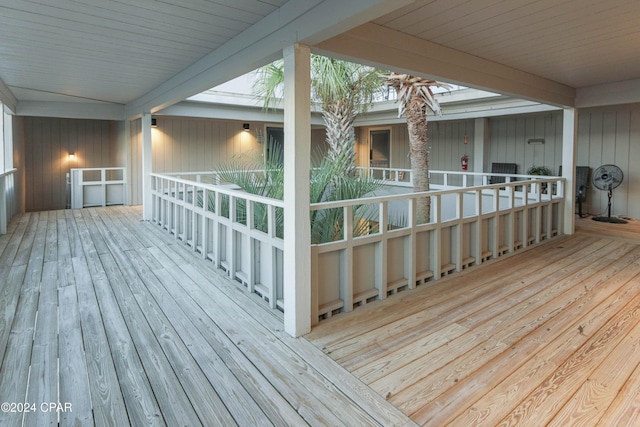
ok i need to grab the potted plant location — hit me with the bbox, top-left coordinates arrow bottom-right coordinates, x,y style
527,165 -> 551,193
526,165 -> 551,176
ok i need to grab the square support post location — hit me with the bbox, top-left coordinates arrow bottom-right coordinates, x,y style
123,119 -> 133,206
283,44 -> 311,337
142,113 -> 153,220
562,107 -> 578,234
473,117 -> 489,185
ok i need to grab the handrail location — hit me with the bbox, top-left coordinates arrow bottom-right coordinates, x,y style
151,173 -> 285,208
311,176 -> 564,210
0,168 -> 17,178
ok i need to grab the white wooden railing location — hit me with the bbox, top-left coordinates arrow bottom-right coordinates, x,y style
0,168 -> 17,235
150,170 -> 565,325
310,175 -> 565,323
167,168 -> 543,191
357,166 -> 555,190
357,166 -> 413,186
70,167 -> 127,209
151,173 -> 285,310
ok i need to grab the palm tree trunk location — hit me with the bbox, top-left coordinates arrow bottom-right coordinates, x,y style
405,98 -> 430,223
323,104 -> 356,175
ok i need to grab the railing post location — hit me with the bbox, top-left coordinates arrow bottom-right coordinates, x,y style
229,195 -> 237,279
376,201 -> 389,297
246,199 -> 255,293
474,189 -> 483,265
455,192 -> 463,272
342,205 -> 354,312
267,204 -> 278,309
432,194 -> 442,279
101,168 -> 107,207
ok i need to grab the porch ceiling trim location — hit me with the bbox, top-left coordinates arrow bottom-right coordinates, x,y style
314,23 -> 576,108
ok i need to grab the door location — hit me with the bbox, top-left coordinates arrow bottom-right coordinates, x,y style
266,127 -> 284,164
370,129 -> 390,171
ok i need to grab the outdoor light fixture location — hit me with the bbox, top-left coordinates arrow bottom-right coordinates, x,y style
68,152 -> 75,159
151,118 -> 157,127
243,123 -> 250,131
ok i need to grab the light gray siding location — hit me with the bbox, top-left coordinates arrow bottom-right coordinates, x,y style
577,106 -> 640,219
23,117 -> 117,211
487,112 -> 563,176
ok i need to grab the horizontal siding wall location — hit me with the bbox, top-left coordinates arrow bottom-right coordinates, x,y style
24,117 -> 118,212
577,106 -> 640,219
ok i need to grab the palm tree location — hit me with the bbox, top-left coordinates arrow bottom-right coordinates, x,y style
382,72 -> 451,223
253,55 -> 383,174
215,143 -> 381,244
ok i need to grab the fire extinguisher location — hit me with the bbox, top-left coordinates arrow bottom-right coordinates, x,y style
461,154 -> 469,171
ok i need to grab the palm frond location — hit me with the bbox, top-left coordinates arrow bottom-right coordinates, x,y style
252,60 -> 285,111
382,72 -> 452,117
213,140 -> 383,244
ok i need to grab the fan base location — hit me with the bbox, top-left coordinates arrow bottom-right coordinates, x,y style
592,216 -> 628,224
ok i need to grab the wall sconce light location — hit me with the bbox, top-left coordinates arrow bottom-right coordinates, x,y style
527,138 -> 545,145
151,118 -> 157,127
68,152 -> 75,159
243,123 -> 250,131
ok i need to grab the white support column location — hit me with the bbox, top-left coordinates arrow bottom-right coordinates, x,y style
473,118 -> 489,185
4,110 -> 13,171
283,44 -> 311,337
123,119 -> 133,206
141,113 -> 153,220
561,107 -> 578,235
0,102 -> 4,173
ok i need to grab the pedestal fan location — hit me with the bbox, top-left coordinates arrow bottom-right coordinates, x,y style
592,164 -> 627,224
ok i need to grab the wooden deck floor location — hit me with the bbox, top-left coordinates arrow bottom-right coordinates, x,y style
307,216 -> 640,426
0,206 -> 414,427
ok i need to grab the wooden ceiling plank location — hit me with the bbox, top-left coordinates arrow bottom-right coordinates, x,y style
0,4 -> 245,46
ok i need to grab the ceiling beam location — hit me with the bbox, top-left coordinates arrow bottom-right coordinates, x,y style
0,78 -> 17,113
124,0 -> 414,120
17,101 -> 124,121
576,79 -> 640,108
314,23 -> 576,107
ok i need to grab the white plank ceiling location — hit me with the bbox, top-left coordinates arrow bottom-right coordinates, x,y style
1,0 -> 639,116
373,0 -> 640,89
0,0 -> 287,105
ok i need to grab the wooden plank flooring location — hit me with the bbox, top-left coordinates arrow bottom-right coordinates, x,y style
307,216 -> 640,426
0,206 -> 414,427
